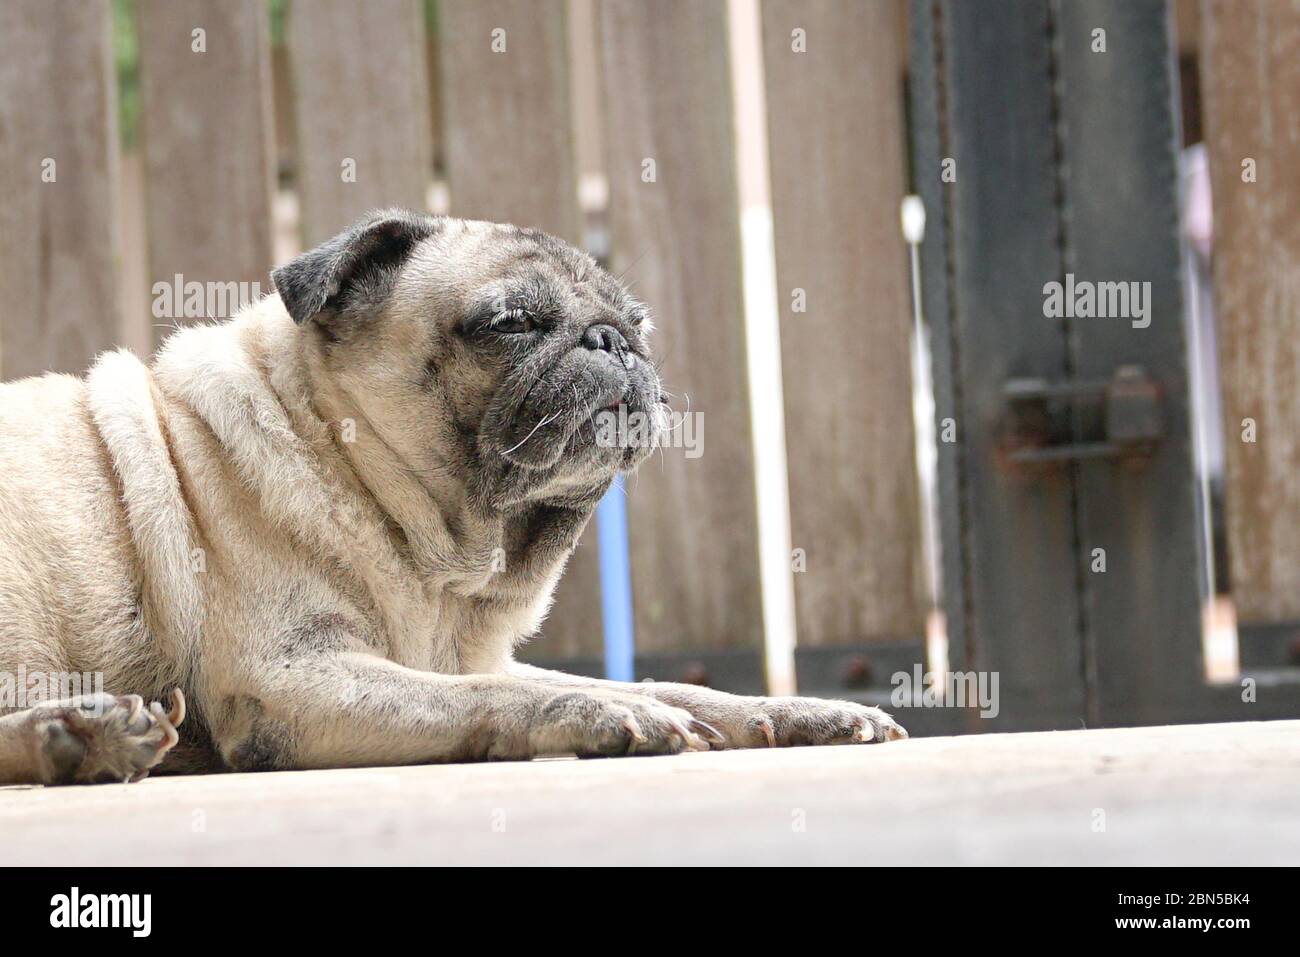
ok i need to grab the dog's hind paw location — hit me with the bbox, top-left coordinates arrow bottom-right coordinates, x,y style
32,689 -> 186,785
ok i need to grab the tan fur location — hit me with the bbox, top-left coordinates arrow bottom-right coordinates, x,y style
0,213 -> 904,784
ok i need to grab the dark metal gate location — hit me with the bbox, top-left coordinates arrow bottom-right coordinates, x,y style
908,0 -> 1300,731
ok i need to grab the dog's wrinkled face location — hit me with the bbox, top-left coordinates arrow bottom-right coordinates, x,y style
272,210 -> 665,511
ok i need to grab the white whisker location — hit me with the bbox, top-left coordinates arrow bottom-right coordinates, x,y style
501,408 -> 563,456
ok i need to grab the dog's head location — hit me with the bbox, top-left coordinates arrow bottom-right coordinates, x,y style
272,210 -> 665,510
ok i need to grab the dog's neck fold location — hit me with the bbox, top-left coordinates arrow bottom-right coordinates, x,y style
149,300 -> 583,616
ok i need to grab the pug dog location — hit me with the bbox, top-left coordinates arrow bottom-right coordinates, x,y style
0,210 -> 906,785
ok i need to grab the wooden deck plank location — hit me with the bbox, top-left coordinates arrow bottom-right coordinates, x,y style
2,721 -> 1295,865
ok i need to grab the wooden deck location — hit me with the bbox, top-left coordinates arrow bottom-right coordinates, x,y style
1,720 -> 1296,866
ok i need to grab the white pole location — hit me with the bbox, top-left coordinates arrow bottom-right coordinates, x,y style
728,0 -> 798,695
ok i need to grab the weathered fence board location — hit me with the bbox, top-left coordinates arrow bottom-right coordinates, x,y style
567,0 -> 605,202
288,0 -> 431,247
137,0 -> 274,342
439,0 -> 578,241
0,0 -> 120,379
761,0 -> 923,647
1202,0 -> 1300,627
438,0 -> 599,658
599,0 -> 765,665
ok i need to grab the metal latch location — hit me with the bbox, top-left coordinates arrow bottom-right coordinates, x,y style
1001,365 -> 1163,465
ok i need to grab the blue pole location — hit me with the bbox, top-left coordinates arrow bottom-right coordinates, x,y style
596,475 -> 635,681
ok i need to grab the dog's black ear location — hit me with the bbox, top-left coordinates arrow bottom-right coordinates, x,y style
271,210 -> 439,326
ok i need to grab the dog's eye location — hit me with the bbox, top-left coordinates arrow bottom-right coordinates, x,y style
492,309 -> 535,334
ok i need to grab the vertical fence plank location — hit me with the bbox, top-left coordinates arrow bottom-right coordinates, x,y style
439,0 -> 578,240
1202,0 -> 1300,627
439,0 -> 599,660
599,0 -> 765,675
137,0 -> 274,343
288,0 -> 431,247
761,0 -> 923,648
0,0 -> 120,379
567,0 -> 605,205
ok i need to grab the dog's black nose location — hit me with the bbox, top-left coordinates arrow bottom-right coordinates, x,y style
581,323 -> 629,354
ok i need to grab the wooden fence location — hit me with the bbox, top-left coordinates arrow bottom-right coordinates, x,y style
1202,0 -> 1300,666
0,0 -> 925,694
1,0 -> 1298,722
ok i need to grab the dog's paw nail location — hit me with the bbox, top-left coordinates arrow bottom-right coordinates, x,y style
148,701 -> 180,752
118,694 -> 144,721
167,688 -> 186,728
689,719 -> 725,747
621,717 -> 647,744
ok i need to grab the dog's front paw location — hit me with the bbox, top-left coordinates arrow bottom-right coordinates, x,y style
523,691 -> 721,758
31,689 -> 186,784
725,696 -> 907,749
